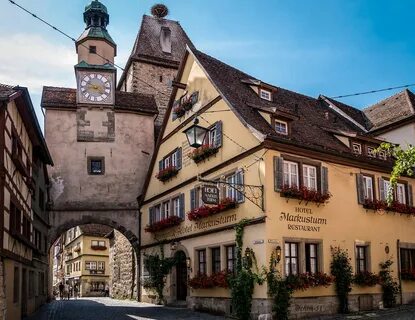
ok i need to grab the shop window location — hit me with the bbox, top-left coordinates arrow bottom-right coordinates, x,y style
275,119 -> 288,135
198,249 -> 206,275
13,267 -> 19,303
356,245 -> 368,273
303,165 -> 317,190
259,88 -> 272,101
284,242 -> 299,276
211,247 -> 221,273
226,245 -> 236,273
305,243 -> 319,274
400,248 -> 415,271
352,143 -> 362,154
87,157 -> 105,175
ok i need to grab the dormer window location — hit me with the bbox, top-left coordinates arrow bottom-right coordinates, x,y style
367,146 -> 376,158
378,150 -> 387,160
259,89 -> 272,101
275,119 -> 288,135
352,143 -> 362,154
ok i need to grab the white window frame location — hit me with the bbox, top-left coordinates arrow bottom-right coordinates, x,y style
172,197 -> 180,217
259,89 -> 272,101
226,173 -> 237,200
383,179 -> 391,200
154,204 -> 161,222
396,183 -> 406,204
86,261 -> 97,270
164,157 -> 170,168
275,120 -> 288,135
283,161 -> 299,188
303,165 -> 317,190
362,176 -> 374,201
171,152 -> 177,168
98,262 -> 105,270
162,201 -> 170,219
352,143 -> 362,154
208,127 -> 217,146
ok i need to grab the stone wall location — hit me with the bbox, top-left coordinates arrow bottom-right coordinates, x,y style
108,230 -> 137,300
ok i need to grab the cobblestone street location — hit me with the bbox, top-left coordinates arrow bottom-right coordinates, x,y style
24,298 -> 226,320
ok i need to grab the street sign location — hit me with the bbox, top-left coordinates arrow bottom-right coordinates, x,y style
202,185 -> 220,204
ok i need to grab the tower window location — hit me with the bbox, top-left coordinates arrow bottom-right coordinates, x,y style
159,75 -> 163,83
87,157 -> 105,175
89,46 -> 97,54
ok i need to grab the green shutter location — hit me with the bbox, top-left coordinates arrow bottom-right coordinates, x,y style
179,194 -> 185,219
215,121 -> 223,148
379,177 -> 385,201
190,189 -> 196,210
236,169 -> 245,203
408,184 -> 413,207
321,166 -> 329,194
356,174 -> 365,204
176,148 -> 182,170
274,156 -> 284,192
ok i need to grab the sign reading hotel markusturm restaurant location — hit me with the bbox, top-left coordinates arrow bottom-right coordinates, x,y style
202,185 -> 220,205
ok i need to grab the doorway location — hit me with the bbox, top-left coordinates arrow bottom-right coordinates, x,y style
175,251 -> 187,301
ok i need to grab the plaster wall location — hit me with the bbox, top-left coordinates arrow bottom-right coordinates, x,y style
77,39 -> 115,65
374,123 -> 415,148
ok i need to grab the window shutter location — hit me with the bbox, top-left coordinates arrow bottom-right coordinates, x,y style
149,207 -> 154,225
236,169 -> 245,203
179,193 -> 185,219
321,166 -> 329,194
190,189 -> 196,210
158,160 -> 163,172
408,184 -> 413,207
214,121 -> 223,148
356,174 -> 365,204
176,148 -> 182,170
274,156 -> 284,192
191,91 -> 199,105
378,177 -> 385,201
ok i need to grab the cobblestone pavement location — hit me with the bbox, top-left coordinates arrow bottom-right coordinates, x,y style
312,305 -> 415,320
24,297 -> 226,320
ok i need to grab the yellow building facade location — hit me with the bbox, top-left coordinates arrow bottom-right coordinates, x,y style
63,225 -> 111,297
139,48 -> 415,319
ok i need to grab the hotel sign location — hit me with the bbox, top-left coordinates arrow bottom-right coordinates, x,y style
202,185 -> 220,205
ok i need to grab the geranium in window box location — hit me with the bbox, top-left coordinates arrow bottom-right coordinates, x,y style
280,185 -> 331,204
188,270 -> 229,289
173,105 -> 186,118
188,144 -> 219,163
187,198 -> 237,221
155,166 -> 179,182
285,272 -> 333,291
144,215 -> 183,233
353,271 -> 380,287
363,199 -> 415,215
401,269 -> 415,281
181,96 -> 194,111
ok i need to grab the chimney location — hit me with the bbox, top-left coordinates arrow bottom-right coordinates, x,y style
160,26 -> 172,54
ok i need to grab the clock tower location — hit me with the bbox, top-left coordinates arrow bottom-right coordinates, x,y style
75,0 -> 116,105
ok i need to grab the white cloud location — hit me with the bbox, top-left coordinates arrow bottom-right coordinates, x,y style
0,33 -> 77,93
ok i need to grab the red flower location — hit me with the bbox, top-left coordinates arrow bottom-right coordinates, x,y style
353,271 -> 381,287
401,269 -> 415,281
363,199 -> 415,215
144,216 -> 183,233
188,144 -> 219,163
280,185 -> 331,204
285,272 -> 333,291
187,198 -> 237,221
155,166 -> 179,182
188,270 -> 229,289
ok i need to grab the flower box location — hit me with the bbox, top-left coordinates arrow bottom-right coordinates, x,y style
280,185 -> 331,204
173,92 -> 199,118
155,166 -> 179,182
144,216 -> 183,233
173,105 -> 186,118
353,271 -> 380,287
188,270 -> 229,289
285,272 -> 333,291
187,198 -> 237,221
188,144 -> 219,163
363,199 -> 415,215
401,269 -> 415,281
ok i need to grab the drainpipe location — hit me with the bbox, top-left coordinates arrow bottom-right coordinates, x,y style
397,239 -> 403,305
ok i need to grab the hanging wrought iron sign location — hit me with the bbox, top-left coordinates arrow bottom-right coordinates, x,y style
202,185 -> 220,205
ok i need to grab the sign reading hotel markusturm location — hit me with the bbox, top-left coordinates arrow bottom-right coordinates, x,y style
202,185 -> 220,205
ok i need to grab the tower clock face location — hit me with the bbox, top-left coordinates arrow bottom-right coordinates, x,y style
79,73 -> 113,103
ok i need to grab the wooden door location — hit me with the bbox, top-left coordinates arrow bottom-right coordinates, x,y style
175,251 -> 187,301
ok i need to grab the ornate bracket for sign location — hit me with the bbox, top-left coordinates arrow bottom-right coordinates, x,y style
198,177 -> 264,211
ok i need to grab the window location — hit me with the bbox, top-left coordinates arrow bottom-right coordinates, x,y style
198,249 -> 206,275
172,196 -> 184,219
10,202 -> 21,235
303,165 -> 317,190
367,146 -> 376,158
38,188 -> 45,210
362,176 -> 374,201
285,242 -> 299,276
305,243 -> 319,274
159,148 -> 182,171
225,170 -> 244,203
283,161 -> 299,188
89,46 -> 97,54
382,179 -> 391,201
85,261 -> 97,270
13,267 -> 19,303
98,262 -> 105,270
22,215 -> 31,241
202,121 -> 222,149
162,201 -> 170,219
378,150 -> 387,160
275,120 -> 288,135
352,143 -> 362,154
356,245 -> 368,273
88,157 -> 105,175
91,240 -> 106,248
259,89 -> 272,101
150,195 -> 184,223
400,248 -> 415,271
396,183 -> 406,204
211,247 -> 221,273
226,245 -> 236,273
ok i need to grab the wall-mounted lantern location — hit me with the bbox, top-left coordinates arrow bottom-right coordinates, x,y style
186,257 -> 192,271
275,245 -> 282,264
183,118 -> 208,148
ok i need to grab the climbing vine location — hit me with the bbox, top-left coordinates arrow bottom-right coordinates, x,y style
330,247 -> 353,314
142,245 -> 176,304
228,219 -> 265,320
379,259 -> 400,308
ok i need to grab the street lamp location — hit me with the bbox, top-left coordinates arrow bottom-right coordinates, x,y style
183,118 -> 208,148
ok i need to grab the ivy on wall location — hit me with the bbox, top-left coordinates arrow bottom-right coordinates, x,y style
330,247 -> 353,314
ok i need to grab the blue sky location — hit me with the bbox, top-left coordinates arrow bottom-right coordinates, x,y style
1,0 -> 415,129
